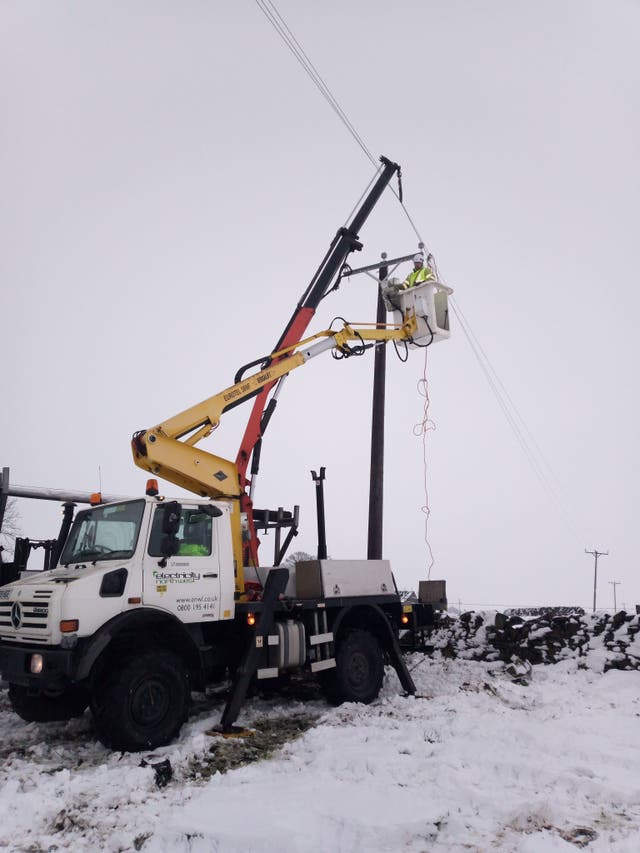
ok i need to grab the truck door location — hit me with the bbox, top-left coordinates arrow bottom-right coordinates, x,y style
142,503 -> 222,622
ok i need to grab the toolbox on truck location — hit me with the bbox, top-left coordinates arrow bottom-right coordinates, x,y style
295,559 -> 395,599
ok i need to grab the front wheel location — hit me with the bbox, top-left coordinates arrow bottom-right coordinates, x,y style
322,628 -> 384,705
8,683 -> 89,722
92,649 -> 189,752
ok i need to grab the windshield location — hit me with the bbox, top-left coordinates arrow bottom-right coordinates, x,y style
60,500 -> 146,565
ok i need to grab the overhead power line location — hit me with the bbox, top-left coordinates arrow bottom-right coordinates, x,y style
449,295 -> 583,540
255,0 -> 426,245
254,0 -> 376,166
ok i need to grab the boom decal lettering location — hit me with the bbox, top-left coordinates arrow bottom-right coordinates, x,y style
222,371 -> 273,404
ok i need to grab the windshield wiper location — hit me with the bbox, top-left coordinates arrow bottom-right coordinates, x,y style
72,549 -> 114,561
91,549 -> 132,562
66,548 -> 131,564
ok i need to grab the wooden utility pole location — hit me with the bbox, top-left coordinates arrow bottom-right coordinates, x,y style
367,252 -> 388,560
585,548 -> 609,612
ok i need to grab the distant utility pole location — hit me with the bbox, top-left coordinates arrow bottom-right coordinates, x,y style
609,580 -> 621,612
585,549 -> 609,612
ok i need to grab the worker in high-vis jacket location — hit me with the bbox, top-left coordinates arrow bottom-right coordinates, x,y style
401,253 -> 436,290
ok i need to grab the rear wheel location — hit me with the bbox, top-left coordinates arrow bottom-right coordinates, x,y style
91,649 -> 189,752
322,628 -> 384,705
8,684 -> 89,722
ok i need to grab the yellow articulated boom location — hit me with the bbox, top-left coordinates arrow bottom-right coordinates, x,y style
132,316 -> 422,491
131,314 -> 424,588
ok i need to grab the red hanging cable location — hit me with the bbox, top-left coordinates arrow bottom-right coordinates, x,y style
413,348 -> 436,578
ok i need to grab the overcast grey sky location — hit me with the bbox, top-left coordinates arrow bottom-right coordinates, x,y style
2,0 -> 639,609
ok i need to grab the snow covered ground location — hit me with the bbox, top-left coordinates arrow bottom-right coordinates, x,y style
1,652 -> 639,852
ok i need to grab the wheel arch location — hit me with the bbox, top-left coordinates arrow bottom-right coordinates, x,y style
329,603 -> 397,654
75,608 -> 202,685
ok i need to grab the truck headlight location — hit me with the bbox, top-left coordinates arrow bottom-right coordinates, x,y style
30,654 -> 44,674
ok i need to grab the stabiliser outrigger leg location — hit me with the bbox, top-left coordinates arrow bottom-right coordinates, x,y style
387,629 -> 417,695
217,567 -> 290,734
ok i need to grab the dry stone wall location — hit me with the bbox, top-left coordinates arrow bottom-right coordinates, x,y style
427,610 -> 640,672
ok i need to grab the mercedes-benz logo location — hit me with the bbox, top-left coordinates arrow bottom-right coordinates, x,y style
10,602 -> 22,630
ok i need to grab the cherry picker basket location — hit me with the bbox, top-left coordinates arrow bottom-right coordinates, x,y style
381,279 -> 453,347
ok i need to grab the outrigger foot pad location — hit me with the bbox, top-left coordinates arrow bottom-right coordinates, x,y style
205,724 -> 255,739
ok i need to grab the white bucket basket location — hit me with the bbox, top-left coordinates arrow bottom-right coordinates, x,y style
382,279 -> 453,347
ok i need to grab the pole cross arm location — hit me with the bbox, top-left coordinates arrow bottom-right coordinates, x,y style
341,252 -> 419,277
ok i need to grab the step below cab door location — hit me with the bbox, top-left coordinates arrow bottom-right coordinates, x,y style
142,502 -> 222,622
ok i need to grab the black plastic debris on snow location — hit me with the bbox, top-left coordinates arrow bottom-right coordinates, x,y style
139,757 -> 173,788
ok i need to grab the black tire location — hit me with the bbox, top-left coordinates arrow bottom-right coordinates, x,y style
91,650 -> 189,752
8,683 -> 89,723
322,629 -> 384,705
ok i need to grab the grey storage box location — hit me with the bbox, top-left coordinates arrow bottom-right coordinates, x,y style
296,559 -> 395,599
418,579 -> 447,611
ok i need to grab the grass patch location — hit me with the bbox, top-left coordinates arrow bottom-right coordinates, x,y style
188,712 -> 319,779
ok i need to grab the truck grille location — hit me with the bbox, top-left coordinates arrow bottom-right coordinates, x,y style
0,589 -> 53,642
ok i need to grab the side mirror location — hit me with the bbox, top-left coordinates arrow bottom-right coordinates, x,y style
158,501 -> 182,565
162,501 -> 182,535
13,538 -> 32,573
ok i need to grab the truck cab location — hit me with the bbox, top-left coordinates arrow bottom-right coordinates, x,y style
0,495 -> 237,648
0,494 -> 244,747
